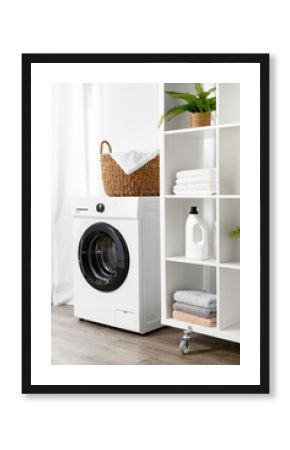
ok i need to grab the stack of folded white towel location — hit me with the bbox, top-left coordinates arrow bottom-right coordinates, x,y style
173,168 -> 216,196
172,290 -> 217,327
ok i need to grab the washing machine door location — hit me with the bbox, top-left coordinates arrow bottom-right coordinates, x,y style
78,222 -> 130,292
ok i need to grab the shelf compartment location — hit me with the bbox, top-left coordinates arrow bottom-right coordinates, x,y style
220,198 -> 240,264
219,126 -> 240,195
165,197 -> 216,259
218,83 -> 240,125
219,268 -> 240,331
164,261 -> 217,325
164,83 -> 217,132
164,136 -> 216,195
166,256 -> 217,267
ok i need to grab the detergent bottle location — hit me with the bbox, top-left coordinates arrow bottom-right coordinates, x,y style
185,206 -> 208,260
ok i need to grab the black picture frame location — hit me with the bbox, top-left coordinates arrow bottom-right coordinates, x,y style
22,53 -> 269,394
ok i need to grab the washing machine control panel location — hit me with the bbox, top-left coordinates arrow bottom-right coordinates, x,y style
96,203 -> 105,213
73,197 -> 144,218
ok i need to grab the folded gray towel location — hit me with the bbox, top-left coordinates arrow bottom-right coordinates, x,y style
173,302 -> 216,318
173,290 -> 216,308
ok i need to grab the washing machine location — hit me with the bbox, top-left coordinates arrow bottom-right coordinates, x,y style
73,197 -> 161,334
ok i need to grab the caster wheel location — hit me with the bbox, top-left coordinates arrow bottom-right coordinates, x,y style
179,339 -> 190,355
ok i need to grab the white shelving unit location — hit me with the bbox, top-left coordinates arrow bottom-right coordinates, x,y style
160,83 -> 240,344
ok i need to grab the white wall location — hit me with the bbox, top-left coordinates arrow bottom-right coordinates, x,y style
98,83 -> 160,152
91,83 -> 160,195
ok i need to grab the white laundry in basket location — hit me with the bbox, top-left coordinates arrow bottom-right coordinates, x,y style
110,150 -> 159,175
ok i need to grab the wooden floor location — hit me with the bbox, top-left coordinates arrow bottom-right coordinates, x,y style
51,305 -> 240,365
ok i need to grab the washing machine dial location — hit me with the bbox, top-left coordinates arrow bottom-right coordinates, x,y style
96,203 -> 105,213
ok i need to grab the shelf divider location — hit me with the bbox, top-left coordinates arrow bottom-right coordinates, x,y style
220,261 -> 240,270
164,122 -> 240,137
166,256 -> 217,267
165,194 -> 217,199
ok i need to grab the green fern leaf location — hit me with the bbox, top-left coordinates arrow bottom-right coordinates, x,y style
205,86 -> 216,97
158,104 -> 190,127
194,83 -> 204,95
229,226 -> 240,240
165,91 -> 195,104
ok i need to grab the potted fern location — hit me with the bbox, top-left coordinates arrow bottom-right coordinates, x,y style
159,83 -> 216,128
229,226 -> 240,240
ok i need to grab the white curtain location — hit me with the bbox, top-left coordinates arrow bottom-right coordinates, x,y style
51,84 -> 90,305
51,83 -> 159,305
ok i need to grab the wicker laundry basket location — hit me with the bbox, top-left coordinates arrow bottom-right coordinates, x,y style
99,140 -> 160,197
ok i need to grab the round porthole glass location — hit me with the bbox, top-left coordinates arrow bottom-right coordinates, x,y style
78,223 -> 130,292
